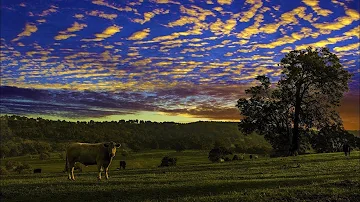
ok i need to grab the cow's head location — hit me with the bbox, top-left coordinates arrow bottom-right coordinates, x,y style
104,142 -> 121,158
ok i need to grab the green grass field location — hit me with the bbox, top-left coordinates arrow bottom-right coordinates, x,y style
1,151 -> 359,202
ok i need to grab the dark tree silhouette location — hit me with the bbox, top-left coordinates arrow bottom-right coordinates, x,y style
311,124 -> 357,153
237,47 -> 352,156
208,146 -> 232,162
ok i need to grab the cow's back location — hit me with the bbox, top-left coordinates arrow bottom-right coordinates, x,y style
67,143 -> 102,165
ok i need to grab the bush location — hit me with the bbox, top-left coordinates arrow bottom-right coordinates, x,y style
232,155 -> 244,161
14,162 -> 31,174
39,152 -> 50,160
208,147 -> 232,163
159,156 -> 177,167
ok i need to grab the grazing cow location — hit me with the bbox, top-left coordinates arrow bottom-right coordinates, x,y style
119,161 -> 126,169
343,143 -> 351,156
65,142 -> 121,180
33,168 -> 42,173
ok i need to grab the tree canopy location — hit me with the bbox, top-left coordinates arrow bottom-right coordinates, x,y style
237,47 -> 353,155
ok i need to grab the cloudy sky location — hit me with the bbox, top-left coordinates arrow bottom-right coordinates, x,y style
0,0 -> 359,129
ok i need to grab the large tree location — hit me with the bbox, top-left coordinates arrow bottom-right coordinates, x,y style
237,47 -> 352,155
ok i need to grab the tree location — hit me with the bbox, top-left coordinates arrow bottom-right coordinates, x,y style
237,47 -> 352,155
208,146 -> 232,162
159,156 -> 177,167
311,124 -> 357,153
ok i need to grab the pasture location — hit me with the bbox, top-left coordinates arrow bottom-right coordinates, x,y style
1,150 -> 359,202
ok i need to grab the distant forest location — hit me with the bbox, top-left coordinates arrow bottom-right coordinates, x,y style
0,115 -> 272,158
1,115 -> 359,158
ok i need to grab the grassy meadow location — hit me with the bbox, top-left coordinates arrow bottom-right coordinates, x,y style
1,150 -> 359,202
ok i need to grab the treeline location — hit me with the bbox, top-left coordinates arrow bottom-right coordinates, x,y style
0,115 -> 272,158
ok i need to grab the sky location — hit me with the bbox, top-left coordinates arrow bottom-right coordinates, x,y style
0,0 -> 359,130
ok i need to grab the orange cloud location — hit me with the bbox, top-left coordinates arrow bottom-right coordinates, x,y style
128,28 -> 151,40
82,25 -> 121,41
12,23 -> 38,42
302,0 -> 332,16
240,0 -> 262,22
217,0 -> 232,5
312,9 -> 360,31
333,42 -> 360,52
86,10 -> 117,20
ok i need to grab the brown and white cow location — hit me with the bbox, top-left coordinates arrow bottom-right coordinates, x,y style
65,142 -> 121,180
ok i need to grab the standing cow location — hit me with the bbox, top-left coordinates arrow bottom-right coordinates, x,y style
343,143 -> 351,156
65,142 -> 121,180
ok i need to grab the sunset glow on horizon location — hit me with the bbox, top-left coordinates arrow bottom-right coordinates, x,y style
1,0 -> 359,129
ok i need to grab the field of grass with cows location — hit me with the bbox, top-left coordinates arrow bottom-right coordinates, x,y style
1,150 -> 359,202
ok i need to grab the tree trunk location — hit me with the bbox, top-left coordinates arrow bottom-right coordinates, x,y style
291,86 -> 301,156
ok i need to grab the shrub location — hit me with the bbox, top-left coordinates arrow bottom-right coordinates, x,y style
208,147 -> 232,163
39,152 -> 50,160
14,162 -> 31,174
159,156 -> 177,167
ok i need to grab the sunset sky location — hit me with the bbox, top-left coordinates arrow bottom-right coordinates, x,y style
0,0 -> 359,129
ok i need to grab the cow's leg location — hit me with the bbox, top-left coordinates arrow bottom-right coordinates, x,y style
68,161 -> 75,180
71,166 -> 75,180
97,163 -> 102,180
104,165 -> 109,180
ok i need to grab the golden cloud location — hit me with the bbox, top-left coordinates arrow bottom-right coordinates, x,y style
312,9 -> 360,31
128,28 -> 150,40
302,0 -> 332,16
55,34 -> 76,40
55,22 -> 87,40
86,10 -> 117,20
74,14 -> 85,19
240,0 -> 262,22
344,25 -> 360,38
82,25 -> 121,41
66,22 -> 87,32
333,42 -> 359,52
38,6 -> 57,17
237,14 -> 263,39
179,5 -> 215,21
217,0 -> 232,5
296,36 -> 351,50
12,23 -> 38,41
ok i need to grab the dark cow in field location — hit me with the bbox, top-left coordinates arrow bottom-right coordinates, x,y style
343,143 -> 351,156
119,161 -> 126,169
65,142 -> 121,180
33,168 -> 42,173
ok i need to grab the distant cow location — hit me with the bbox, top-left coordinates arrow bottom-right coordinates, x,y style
65,142 -> 121,180
33,168 -> 42,173
119,161 -> 126,169
343,143 -> 351,156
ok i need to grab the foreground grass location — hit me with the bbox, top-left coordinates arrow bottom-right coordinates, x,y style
1,151 -> 359,202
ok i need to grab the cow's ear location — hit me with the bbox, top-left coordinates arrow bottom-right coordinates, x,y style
104,143 -> 109,147
116,143 -> 121,148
